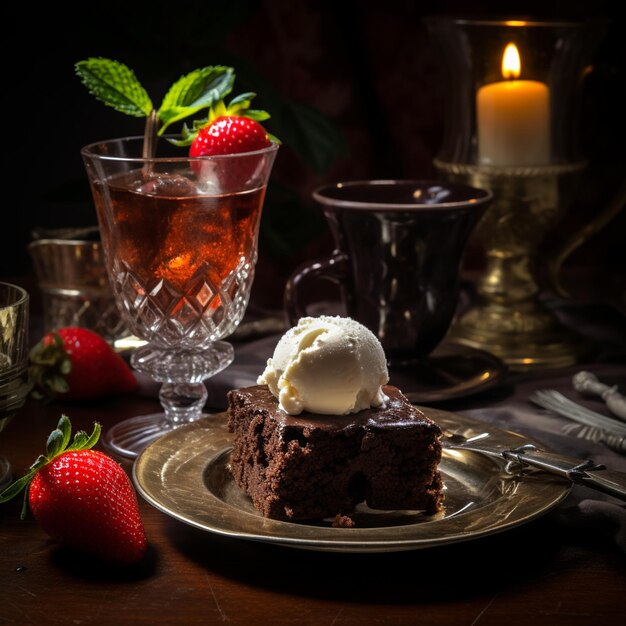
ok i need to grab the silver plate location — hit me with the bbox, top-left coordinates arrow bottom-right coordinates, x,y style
133,410 -> 570,553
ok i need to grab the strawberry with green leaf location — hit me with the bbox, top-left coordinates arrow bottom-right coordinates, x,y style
183,92 -> 279,184
29,327 -> 138,401
0,416 -> 147,565
75,57 -> 279,158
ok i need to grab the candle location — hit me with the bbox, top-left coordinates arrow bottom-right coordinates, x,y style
477,43 -> 550,166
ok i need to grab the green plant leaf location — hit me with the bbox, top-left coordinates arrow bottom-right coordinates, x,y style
273,100 -> 346,174
158,66 -> 234,134
75,58 -> 153,117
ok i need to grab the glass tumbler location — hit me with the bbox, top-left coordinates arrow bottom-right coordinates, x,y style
0,282 -> 31,489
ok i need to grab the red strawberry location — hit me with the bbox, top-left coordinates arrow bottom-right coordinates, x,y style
29,328 -> 138,401
0,416 -> 147,565
189,116 -> 273,190
189,115 -> 271,157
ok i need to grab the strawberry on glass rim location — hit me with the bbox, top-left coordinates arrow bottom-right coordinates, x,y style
174,89 -> 279,158
190,116 -> 271,157
181,92 -> 279,185
189,115 -> 274,188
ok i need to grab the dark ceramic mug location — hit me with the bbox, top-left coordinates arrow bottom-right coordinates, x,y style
284,180 -> 492,364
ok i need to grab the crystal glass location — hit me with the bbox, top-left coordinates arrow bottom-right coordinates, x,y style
0,282 -> 31,489
82,137 -> 278,458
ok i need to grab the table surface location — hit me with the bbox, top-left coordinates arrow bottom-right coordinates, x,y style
1,388 -> 625,626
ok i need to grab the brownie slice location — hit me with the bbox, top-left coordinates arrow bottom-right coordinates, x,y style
227,384 -> 444,522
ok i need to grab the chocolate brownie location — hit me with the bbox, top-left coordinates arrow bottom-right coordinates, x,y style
227,384 -> 444,522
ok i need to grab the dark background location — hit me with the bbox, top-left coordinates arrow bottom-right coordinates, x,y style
3,0 -> 624,312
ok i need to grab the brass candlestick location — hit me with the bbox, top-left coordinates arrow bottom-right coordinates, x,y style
426,17 -> 611,371
436,161 -> 588,369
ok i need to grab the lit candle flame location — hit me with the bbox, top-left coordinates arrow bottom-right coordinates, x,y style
502,43 -> 521,80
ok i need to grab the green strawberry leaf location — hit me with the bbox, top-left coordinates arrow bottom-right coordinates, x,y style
228,91 -> 255,107
46,429 -> 65,457
57,415 -> 72,450
69,431 -> 88,450
158,66 -> 234,134
225,93 -> 271,122
66,423 -> 101,452
28,454 -> 48,471
168,123 -> 195,147
44,416 -> 73,457
244,109 -> 271,122
0,469 -> 36,504
51,375 -> 69,394
75,58 -> 153,117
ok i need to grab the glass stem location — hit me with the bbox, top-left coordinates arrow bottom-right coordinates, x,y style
159,382 -> 208,426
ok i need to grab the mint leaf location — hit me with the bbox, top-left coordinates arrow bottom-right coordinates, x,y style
158,66 -> 234,134
75,58 -> 153,117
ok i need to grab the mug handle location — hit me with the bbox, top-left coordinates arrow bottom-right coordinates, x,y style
545,181 -> 626,297
544,57 -> 626,298
283,251 -> 349,326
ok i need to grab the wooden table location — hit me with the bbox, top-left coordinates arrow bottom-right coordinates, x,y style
1,393 -> 624,626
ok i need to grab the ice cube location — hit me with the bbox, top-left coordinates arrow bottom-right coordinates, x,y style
135,172 -> 198,197
193,161 -> 223,195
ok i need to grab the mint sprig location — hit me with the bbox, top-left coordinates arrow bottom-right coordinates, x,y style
75,57 -> 275,156
75,58 -> 153,117
158,65 -> 234,134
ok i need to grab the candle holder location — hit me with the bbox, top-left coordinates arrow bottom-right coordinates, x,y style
426,17 -> 610,370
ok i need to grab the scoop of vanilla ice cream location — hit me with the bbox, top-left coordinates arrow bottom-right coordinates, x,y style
258,315 -> 389,415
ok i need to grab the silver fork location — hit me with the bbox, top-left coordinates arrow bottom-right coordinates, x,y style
529,389 -> 626,454
561,422 -> 626,454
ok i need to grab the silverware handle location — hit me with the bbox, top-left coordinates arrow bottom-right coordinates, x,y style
505,447 -> 626,501
576,470 -> 626,501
